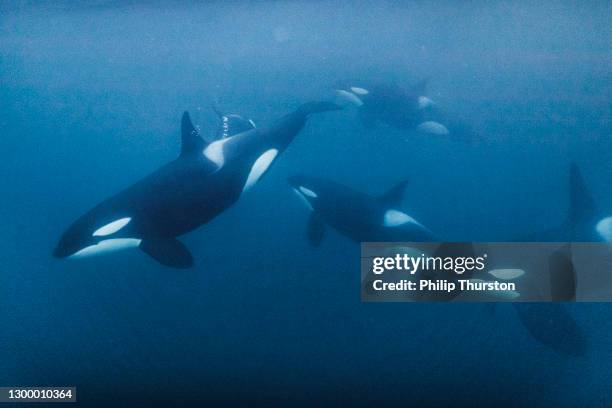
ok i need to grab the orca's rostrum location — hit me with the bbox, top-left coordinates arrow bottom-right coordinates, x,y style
53,101 -> 340,268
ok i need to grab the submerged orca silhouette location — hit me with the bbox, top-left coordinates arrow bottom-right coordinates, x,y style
53,101 -> 341,268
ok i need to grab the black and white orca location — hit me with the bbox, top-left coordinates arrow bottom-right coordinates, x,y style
286,173 -> 590,301
287,175 -> 436,245
334,81 -> 476,142
467,162 -> 604,302
53,101 -> 341,268
288,175 -> 489,301
498,164 -> 602,356
334,80 -> 443,131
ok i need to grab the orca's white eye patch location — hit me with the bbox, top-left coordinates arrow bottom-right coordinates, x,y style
93,217 -> 132,237
298,186 -> 318,198
596,217 -> 612,242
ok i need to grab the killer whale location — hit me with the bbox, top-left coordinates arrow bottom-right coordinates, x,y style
472,163 -> 593,356
516,163 -> 608,356
500,163 -> 599,356
335,81 -> 433,131
288,175 -> 484,300
53,101 -> 340,268
505,162 -> 605,300
288,175 -> 436,245
334,81 -> 476,143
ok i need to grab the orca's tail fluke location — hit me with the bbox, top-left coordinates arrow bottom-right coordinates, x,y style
297,101 -> 343,116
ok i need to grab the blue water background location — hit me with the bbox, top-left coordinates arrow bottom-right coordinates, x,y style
1,1 -> 611,405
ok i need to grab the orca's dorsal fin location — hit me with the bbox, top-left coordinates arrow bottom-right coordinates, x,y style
378,180 -> 409,207
181,111 -> 206,157
568,163 -> 596,226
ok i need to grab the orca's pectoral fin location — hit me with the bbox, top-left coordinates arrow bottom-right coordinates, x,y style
140,237 -> 194,268
307,213 -> 325,247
